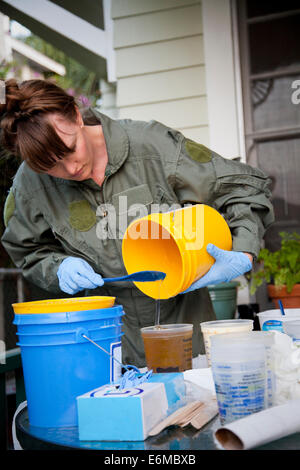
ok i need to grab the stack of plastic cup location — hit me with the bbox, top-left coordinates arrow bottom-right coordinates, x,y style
200,319 -> 254,367
212,331 -> 276,407
283,320 -> 300,346
257,309 -> 300,332
210,334 -> 267,425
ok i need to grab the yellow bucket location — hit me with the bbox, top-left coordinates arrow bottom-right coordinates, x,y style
122,204 -> 232,299
12,296 -> 116,314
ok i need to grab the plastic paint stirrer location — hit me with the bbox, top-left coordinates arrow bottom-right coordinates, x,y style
278,300 -> 286,316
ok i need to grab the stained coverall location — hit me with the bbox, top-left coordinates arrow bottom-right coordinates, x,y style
1,108 -> 275,366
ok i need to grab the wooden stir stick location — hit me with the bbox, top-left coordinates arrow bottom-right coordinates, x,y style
148,401 -> 202,436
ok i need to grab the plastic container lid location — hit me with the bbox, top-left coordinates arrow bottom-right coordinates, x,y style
257,310 -> 300,330
200,319 -> 253,331
141,323 -> 193,337
210,338 -> 266,363
258,309 -> 300,317
12,296 -> 116,314
210,330 -> 275,346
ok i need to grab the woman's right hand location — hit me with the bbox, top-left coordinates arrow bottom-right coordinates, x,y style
57,257 -> 104,294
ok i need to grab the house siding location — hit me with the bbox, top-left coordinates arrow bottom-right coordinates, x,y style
111,0 -> 209,145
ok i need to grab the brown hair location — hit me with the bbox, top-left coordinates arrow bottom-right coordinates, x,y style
0,79 -> 78,172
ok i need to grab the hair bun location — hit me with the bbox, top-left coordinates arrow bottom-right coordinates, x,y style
0,78 -> 23,115
1,78 -> 78,162
14,110 -> 32,121
0,79 -> 25,154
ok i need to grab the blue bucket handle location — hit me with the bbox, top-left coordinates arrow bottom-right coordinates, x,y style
80,332 -> 140,374
75,327 -> 90,343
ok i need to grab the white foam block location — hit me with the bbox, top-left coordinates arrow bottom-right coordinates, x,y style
77,382 -> 168,441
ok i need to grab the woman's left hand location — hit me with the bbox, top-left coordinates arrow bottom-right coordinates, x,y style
180,244 -> 253,294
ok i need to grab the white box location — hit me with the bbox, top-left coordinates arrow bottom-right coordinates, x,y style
77,382 -> 169,441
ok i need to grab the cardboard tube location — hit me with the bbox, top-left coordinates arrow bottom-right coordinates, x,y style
215,429 -> 244,450
215,399 -> 300,450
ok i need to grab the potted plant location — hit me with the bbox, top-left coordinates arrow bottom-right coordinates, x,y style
249,232 -> 300,308
208,281 -> 240,320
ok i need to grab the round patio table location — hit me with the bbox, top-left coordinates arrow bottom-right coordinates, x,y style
15,406 -> 300,451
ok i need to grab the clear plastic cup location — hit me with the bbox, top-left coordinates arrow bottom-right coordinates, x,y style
210,335 -> 267,425
212,331 -> 276,407
283,320 -> 300,346
258,309 -> 300,332
141,323 -> 193,372
200,319 -> 254,367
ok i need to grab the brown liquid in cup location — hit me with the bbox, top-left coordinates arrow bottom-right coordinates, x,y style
141,326 -> 193,372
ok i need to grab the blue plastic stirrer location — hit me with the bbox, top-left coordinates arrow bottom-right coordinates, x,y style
278,299 -> 286,316
102,270 -> 166,283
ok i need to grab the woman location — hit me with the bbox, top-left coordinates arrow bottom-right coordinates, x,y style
0,79 -> 274,367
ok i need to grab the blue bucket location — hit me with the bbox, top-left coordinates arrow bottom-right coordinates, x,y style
13,304 -> 124,428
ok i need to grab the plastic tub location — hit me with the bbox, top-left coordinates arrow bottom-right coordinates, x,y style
13,298 -> 123,428
210,336 -> 267,425
200,319 -> 254,367
257,309 -> 300,332
141,324 -> 193,372
283,320 -> 300,345
12,296 -> 115,314
212,331 -> 276,407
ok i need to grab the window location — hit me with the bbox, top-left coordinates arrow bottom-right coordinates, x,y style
237,0 -> 300,251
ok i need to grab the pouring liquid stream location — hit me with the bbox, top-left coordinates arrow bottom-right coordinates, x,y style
155,280 -> 162,329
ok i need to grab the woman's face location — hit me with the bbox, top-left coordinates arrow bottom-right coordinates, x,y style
45,110 -> 94,181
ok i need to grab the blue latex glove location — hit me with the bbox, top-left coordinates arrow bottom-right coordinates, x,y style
118,369 -> 153,390
57,257 -> 104,295
181,243 -> 253,294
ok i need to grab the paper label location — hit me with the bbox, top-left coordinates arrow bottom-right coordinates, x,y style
262,320 -> 283,332
212,359 -> 266,425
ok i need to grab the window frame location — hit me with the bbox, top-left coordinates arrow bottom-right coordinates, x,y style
236,0 -> 300,166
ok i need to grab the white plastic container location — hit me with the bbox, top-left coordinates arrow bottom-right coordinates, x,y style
210,336 -> 267,425
200,319 -> 254,367
283,320 -> 300,346
212,331 -> 275,407
257,309 -> 300,332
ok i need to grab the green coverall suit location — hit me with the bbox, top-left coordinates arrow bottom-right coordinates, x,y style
1,108 -> 275,367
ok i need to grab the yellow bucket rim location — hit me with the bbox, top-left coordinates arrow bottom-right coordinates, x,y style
12,296 -> 116,314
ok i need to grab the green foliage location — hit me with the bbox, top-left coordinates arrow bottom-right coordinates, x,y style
0,59 -> 23,266
22,34 -> 101,108
0,61 -> 10,79
0,32 -> 101,266
250,232 -> 300,294
0,146 -> 21,267
0,59 -> 23,80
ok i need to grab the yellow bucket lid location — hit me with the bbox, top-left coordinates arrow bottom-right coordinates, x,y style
12,296 -> 116,314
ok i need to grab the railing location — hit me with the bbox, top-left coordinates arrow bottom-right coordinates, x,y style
0,269 -> 25,349
0,268 -> 25,302
0,269 -> 26,449
0,348 -> 25,450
